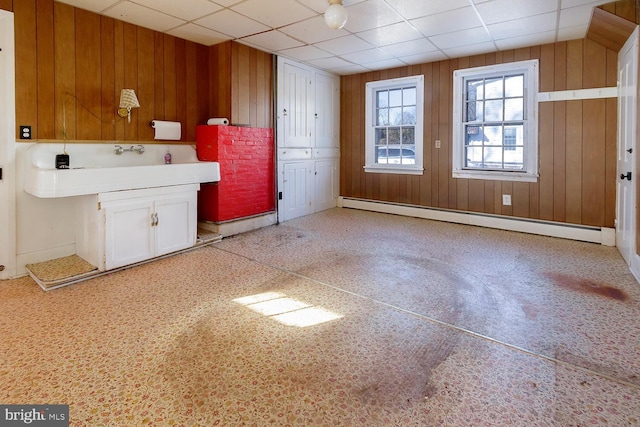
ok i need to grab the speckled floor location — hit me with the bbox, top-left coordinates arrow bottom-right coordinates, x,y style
1,208 -> 639,426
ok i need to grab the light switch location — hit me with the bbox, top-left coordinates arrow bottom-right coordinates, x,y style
435,140 -> 441,149
502,194 -> 512,206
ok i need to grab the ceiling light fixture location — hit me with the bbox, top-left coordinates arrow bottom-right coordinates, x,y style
324,0 -> 348,30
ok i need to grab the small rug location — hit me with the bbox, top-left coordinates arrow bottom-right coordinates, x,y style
26,255 -> 98,290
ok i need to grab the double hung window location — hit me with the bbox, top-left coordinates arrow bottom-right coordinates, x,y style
452,60 -> 538,182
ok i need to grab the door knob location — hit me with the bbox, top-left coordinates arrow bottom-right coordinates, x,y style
620,172 -> 632,180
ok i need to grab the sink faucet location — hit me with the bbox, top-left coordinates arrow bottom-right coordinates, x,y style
114,144 -> 144,155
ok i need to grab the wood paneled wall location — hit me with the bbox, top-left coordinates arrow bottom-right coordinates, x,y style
0,0 -> 12,12
10,0 -> 272,143
209,41 -> 273,129
340,40 -> 618,228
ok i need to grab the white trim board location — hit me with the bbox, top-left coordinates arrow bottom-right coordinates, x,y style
338,197 -> 615,246
538,87 -> 617,102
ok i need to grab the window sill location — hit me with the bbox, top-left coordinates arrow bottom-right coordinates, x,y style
364,165 -> 424,175
453,170 -> 538,182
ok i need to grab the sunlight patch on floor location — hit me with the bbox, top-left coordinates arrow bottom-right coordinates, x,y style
233,292 -> 343,327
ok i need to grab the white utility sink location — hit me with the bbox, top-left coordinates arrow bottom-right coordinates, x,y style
24,143 -> 220,198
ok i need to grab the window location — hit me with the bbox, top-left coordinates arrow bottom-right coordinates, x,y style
452,60 -> 538,182
365,75 -> 424,175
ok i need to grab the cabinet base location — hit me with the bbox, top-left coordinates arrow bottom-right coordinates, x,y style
26,228 -> 222,291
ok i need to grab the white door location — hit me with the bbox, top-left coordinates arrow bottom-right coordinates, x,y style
280,62 -> 312,148
104,200 -> 155,270
616,27 -> 638,265
315,159 -> 339,212
0,11 -> 16,279
155,194 -> 196,256
315,73 -> 340,148
281,162 -> 314,221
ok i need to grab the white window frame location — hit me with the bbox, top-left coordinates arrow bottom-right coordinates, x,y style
452,60 -> 539,182
364,75 -> 424,175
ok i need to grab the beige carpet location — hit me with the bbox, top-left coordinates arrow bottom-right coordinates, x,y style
25,254 -> 98,289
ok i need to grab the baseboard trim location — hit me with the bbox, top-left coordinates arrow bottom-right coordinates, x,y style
199,213 -> 278,238
338,197 -> 615,246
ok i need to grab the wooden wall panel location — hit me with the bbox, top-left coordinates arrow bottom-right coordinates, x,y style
14,0 -> 217,143
0,0 -> 12,12
340,36 -> 619,228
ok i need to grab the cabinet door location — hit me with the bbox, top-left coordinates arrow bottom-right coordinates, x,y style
155,193 -> 196,256
315,73 -> 340,148
281,162 -> 314,221
315,159 -> 339,212
104,200 -> 155,270
280,62 -> 313,148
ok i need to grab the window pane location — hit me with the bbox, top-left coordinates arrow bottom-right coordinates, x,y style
466,79 -> 483,100
484,100 -> 503,121
484,125 -> 503,146
402,106 -> 417,124
465,146 -> 482,168
389,107 -> 402,124
389,89 -> 402,107
377,108 -> 389,126
504,147 -> 524,170
402,147 -> 416,165
377,90 -> 388,108
375,128 -> 387,145
465,125 -> 482,145
376,146 -> 388,164
505,98 -> 523,120
484,77 -> 503,99
388,127 -> 401,144
484,146 -> 503,168
505,75 -> 523,97
467,101 -> 483,122
403,87 -> 416,105
402,127 -> 415,144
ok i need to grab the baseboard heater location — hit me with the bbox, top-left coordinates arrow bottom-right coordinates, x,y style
338,197 -> 615,246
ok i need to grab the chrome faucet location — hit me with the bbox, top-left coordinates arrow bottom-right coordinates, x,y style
114,144 -> 144,155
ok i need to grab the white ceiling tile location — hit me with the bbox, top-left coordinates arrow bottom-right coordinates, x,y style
356,21 -> 423,47
380,38 -> 438,57
494,30 -> 556,50
488,12 -> 557,40
55,0 -> 121,13
340,48 -> 394,64
130,0 -> 222,21
330,64 -> 370,75
102,2 -> 186,32
429,27 -> 492,50
560,0 -> 611,9
399,51 -> 449,65
240,30 -> 304,51
231,0 -> 317,28
410,6 -> 484,37
166,23 -> 230,46
194,9 -> 271,38
476,0 -> 558,25
342,0 -> 404,33
441,41 -> 496,58
307,56 -> 355,71
364,57 -> 409,71
384,0 -> 470,20
559,5 -> 594,28
557,25 -> 589,42
278,45 -> 333,61
313,35 -> 374,55
211,0 -> 244,6
279,16 -> 349,44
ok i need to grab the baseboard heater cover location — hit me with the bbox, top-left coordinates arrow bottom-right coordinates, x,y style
338,197 -> 615,246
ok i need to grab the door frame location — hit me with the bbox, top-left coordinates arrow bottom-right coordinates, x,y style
0,10 -> 16,280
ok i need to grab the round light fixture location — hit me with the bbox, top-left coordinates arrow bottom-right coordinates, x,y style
324,0 -> 347,30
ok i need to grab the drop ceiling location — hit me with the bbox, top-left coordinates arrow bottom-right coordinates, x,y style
55,0 -> 614,75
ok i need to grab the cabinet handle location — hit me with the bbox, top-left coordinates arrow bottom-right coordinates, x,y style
283,109 -> 287,116
151,212 -> 158,226
155,213 -> 159,226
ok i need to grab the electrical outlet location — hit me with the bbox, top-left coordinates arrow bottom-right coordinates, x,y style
502,194 -> 512,206
20,125 -> 32,140
435,139 -> 441,149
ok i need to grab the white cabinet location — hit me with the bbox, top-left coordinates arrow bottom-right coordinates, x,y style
277,57 -> 340,221
76,184 -> 198,271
